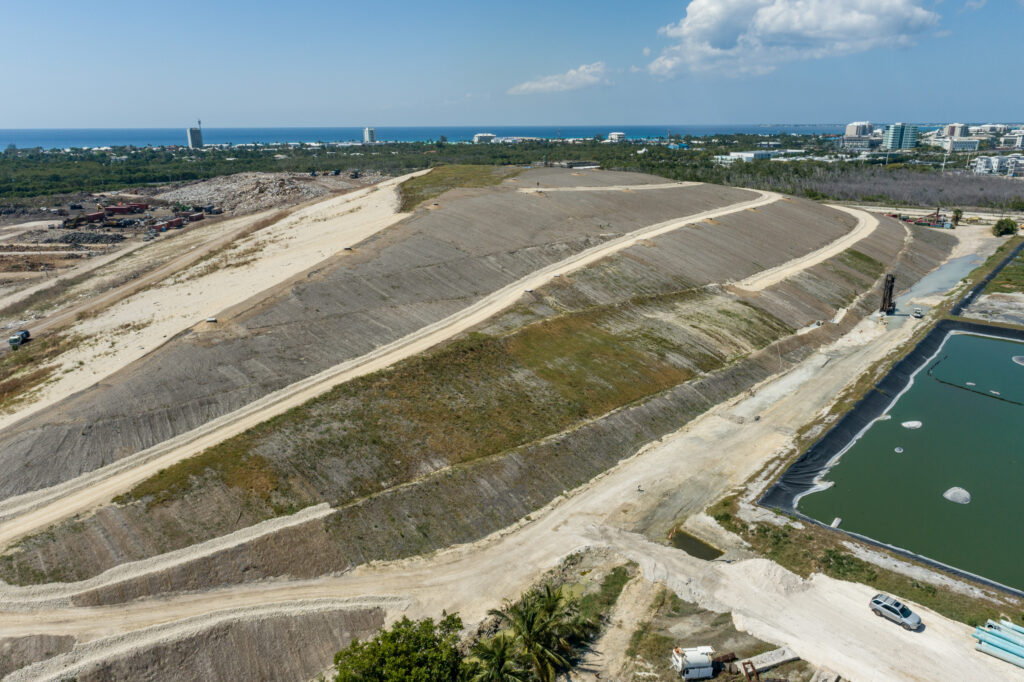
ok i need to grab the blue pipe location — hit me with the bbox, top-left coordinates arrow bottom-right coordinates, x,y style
976,642 -> 1024,669
999,620 -> 1024,638
985,620 -> 1024,648
973,629 -> 1024,659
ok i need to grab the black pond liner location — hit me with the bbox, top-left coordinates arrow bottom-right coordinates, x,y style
759,318 -> 1024,598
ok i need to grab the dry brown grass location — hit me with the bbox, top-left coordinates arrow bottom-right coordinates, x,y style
0,333 -> 79,410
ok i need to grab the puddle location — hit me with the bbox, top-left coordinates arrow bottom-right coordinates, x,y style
670,530 -> 724,560
887,254 -> 984,330
895,254 -> 982,311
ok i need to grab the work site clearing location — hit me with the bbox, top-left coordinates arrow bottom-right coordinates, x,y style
0,166 -> 1020,682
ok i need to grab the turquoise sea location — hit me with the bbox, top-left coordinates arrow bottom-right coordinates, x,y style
1,125 -> 846,150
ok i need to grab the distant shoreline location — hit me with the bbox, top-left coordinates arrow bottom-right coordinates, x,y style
1,125 -> 851,150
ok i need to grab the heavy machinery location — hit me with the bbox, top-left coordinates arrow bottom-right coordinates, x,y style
8,329 -> 30,350
880,274 -> 896,315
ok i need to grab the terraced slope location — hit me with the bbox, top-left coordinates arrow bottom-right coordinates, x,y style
0,180 -> 955,590
0,173 -> 757,501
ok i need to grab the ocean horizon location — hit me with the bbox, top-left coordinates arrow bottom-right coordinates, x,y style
1,125 -> 850,150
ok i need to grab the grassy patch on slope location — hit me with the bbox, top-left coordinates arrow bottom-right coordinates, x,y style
838,249 -> 884,279
986,243 -> 1024,294
0,333 -> 79,410
116,291 -> 789,510
398,165 -> 517,211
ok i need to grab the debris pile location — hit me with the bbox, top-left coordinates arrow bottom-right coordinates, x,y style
154,173 -> 360,214
44,231 -> 126,245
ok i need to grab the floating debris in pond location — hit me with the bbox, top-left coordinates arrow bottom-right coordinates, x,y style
901,420 -> 922,430
879,414 -> 892,421
943,487 -> 971,504
966,382 -> 976,386
1013,356 -> 1024,367
894,447 -> 904,453
990,390 -> 1001,396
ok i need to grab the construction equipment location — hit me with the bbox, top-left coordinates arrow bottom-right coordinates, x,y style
880,274 -> 896,314
8,329 -> 30,350
670,646 -> 715,680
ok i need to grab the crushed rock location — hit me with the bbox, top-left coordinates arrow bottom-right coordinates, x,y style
153,172 -> 369,215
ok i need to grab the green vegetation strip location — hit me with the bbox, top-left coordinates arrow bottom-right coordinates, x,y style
398,164 -> 518,211
986,241 -> 1024,294
709,495 -> 1024,628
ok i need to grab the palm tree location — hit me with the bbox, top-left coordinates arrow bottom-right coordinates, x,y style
531,584 -> 595,656
489,597 -> 568,682
467,634 -> 529,682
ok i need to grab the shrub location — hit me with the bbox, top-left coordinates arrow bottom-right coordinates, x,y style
993,218 -> 1019,236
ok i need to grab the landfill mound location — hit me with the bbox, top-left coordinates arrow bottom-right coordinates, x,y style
154,172 -> 362,214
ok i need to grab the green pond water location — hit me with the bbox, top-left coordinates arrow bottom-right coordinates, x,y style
799,333 -> 1024,591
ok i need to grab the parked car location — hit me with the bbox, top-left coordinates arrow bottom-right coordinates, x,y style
870,594 -> 922,631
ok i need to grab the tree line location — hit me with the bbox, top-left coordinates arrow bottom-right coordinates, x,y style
4,137 -> 1023,211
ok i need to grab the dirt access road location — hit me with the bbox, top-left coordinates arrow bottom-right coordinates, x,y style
733,205 -> 879,291
0,187 -> 783,547
2,308 -> 1017,681
518,182 -> 701,193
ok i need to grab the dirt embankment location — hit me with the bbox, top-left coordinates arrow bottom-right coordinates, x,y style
0,635 -> 75,678
4,603 -> 385,682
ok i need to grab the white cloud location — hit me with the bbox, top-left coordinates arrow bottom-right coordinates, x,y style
962,0 -> 986,9
642,46 -> 651,56
648,0 -> 941,77
507,62 -> 607,95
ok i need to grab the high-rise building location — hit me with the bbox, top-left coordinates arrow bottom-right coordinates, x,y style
882,123 -> 918,150
473,133 -> 496,144
845,121 -> 872,137
186,126 -> 203,149
945,123 -> 969,138
363,127 -> 376,144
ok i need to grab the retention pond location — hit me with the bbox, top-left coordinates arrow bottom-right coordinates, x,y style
764,326 -> 1024,593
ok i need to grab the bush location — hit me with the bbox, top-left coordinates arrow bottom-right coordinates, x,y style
333,613 -> 464,682
993,218 -> 1019,236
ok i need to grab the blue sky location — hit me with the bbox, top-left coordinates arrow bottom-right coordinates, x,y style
2,0 -> 1021,127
